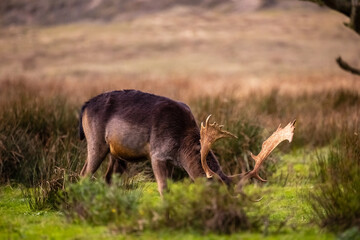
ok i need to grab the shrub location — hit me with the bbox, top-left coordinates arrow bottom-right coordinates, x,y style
141,179 -> 265,234
62,177 -> 265,234
62,176 -> 142,228
308,126 -> 360,232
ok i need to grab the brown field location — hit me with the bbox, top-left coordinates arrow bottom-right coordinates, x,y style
1,0 -> 360,104
1,0 -> 359,151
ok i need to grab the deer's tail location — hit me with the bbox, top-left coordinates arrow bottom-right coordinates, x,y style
79,104 -> 87,140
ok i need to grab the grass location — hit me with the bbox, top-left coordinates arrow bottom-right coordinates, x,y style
1,79 -> 358,238
308,127 -> 360,232
63,176 -> 143,227
0,186 -> 110,239
0,183 -> 335,240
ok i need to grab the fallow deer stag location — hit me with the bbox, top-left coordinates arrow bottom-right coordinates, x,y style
79,90 -> 295,195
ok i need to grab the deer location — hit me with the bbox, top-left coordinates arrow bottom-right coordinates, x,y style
79,90 -> 295,195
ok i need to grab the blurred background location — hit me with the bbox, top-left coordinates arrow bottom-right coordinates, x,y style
1,0 -> 359,101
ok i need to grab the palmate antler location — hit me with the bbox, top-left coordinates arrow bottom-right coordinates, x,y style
246,120 -> 296,182
200,115 -> 237,178
200,115 -> 296,186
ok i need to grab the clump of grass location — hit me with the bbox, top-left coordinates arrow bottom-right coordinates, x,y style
63,177 -> 266,234
22,181 -> 65,211
308,125 -> 360,232
328,89 -> 360,110
0,84 -> 83,185
249,88 -> 360,148
0,81 -> 85,210
257,89 -> 280,115
144,179 -> 265,234
62,175 -> 142,228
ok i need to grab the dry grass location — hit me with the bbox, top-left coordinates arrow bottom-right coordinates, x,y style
0,1 -> 359,104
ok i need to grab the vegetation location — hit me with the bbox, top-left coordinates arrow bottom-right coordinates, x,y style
0,185 -> 335,240
308,126 -> 360,232
63,176 -> 143,228
62,177 -> 263,234
0,81 -> 84,210
1,79 -> 359,239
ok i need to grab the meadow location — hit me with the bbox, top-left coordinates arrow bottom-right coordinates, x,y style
1,1 -> 360,239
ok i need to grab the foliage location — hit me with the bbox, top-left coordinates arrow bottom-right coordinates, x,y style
62,176 -> 142,229
0,82 -> 83,185
62,177 -> 265,234
0,81 -> 85,209
1,184 -> 336,239
308,126 -> 360,232
145,179 -> 265,233
338,227 -> 360,240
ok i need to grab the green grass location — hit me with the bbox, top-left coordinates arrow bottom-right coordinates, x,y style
0,181 -> 335,239
308,129 -> 360,232
2,82 -> 358,239
0,186 -> 110,239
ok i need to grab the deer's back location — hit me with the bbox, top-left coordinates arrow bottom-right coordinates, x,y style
81,90 -> 197,162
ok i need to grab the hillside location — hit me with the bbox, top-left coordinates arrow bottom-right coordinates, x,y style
1,0 -> 323,25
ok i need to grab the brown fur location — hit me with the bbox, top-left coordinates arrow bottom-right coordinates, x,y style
79,90 -> 230,195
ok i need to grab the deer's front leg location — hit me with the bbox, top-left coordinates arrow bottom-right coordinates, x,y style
151,158 -> 168,196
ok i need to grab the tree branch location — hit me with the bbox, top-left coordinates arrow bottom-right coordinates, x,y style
336,57 -> 360,75
302,0 -> 360,76
302,0 -> 360,34
350,0 -> 360,33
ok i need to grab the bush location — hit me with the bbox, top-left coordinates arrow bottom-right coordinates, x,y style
143,179 -> 264,233
308,126 -> 360,232
62,177 -> 265,234
62,176 -> 142,228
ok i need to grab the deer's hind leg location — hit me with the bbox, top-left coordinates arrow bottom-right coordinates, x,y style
80,111 -> 109,177
80,139 -> 109,177
105,155 -> 127,184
